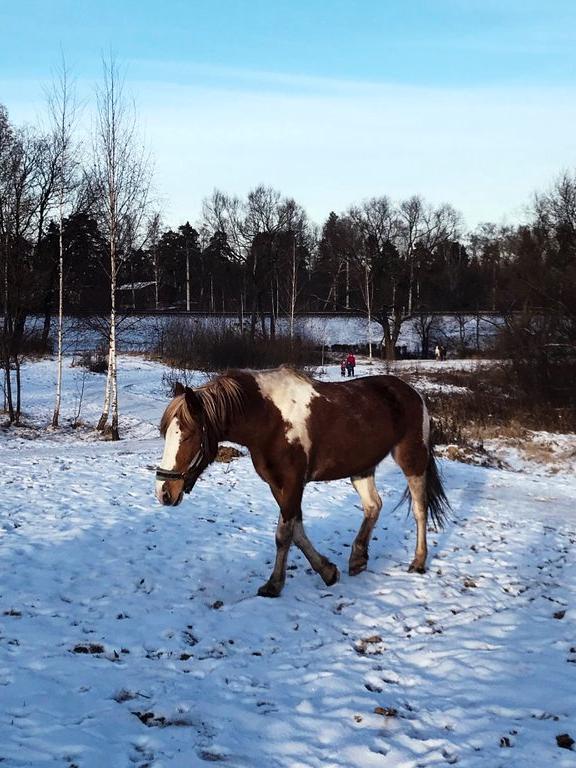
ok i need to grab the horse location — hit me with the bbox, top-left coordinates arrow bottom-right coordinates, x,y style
155,366 -> 450,597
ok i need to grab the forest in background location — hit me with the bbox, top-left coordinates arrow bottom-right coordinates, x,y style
2,99 -> 575,336
1,61 -> 575,432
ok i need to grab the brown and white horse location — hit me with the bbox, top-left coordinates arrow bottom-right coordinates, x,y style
156,366 -> 449,597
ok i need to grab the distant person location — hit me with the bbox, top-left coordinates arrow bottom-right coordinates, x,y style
345,352 -> 356,376
340,358 -> 347,377
440,345 -> 447,361
434,344 -> 441,361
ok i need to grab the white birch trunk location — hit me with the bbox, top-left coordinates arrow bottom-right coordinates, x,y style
109,275 -> 119,439
186,251 -> 190,311
51,201 -> 65,427
365,262 -> 373,363
154,255 -> 159,310
98,168 -> 116,434
289,236 -> 297,340
93,57 -> 151,439
97,345 -> 113,431
408,252 -> 415,316
3,242 -> 9,412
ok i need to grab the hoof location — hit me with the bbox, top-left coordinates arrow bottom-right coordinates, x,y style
321,563 -> 340,587
348,558 -> 368,577
408,561 -> 426,574
257,580 -> 283,598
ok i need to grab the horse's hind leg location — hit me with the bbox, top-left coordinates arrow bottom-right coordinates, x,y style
349,473 -> 382,576
394,440 -> 429,573
406,474 -> 428,573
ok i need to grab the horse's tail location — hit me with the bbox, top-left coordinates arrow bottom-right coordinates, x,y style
425,444 -> 451,529
395,443 -> 451,530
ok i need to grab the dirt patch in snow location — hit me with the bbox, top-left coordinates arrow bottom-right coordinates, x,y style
215,445 -> 243,463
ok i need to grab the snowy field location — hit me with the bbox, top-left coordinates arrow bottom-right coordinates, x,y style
1,356 -> 575,767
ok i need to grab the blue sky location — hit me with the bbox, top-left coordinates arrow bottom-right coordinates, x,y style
2,1 -> 576,228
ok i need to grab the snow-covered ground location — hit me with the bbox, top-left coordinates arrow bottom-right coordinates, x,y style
1,357 -> 575,767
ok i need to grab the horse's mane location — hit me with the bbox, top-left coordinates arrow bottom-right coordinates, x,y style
196,374 -> 245,433
160,374 -> 245,438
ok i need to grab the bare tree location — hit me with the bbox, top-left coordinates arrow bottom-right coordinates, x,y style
348,198 -> 398,361
535,171 -> 576,234
467,222 -> 513,312
0,117 -> 54,422
398,196 -> 460,314
203,185 -> 311,339
451,311 -> 474,355
48,57 -> 79,427
147,211 -> 162,309
90,58 -> 151,439
411,312 -> 442,358
202,189 -> 246,260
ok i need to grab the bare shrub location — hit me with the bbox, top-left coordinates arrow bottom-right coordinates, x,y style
495,311 -> 576,408
160,367 -> 201,396
72,350 -> 108,374
425,362 -> 576,445
154,318 -> 322,372
24,331 -> 54,356
0,330 -> 53,358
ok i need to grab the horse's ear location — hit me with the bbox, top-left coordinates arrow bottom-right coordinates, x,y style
185,388 -> 202,417
173,382 -> 185,397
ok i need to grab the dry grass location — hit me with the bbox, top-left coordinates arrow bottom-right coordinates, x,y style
402,363 -> 576,461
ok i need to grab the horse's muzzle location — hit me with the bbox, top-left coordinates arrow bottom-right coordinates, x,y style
156,477 -> 185,506
160,487 -> 184,506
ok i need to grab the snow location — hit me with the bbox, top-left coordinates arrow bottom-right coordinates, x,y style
117,282 -> 157,292
1,356 -> 575,767
480,431 -> 576,476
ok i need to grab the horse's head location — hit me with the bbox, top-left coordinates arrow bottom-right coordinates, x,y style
156,382 -> 210,506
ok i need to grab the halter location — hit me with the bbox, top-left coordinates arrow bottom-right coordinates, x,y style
155,421 -> 209,494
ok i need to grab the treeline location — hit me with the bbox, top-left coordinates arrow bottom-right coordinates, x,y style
2,66 -> 576,429
23,176 -> 576,359
2,95 -> 574,333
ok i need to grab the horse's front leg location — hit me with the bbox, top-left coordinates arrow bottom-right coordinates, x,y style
293,518 -> 339,587
257,512 -> 295,598
258,476 -> 339,596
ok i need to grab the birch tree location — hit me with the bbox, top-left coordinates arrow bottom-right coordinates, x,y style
90,58 -> 151,440
48,58 -> 79,427
147,212 -> 162,309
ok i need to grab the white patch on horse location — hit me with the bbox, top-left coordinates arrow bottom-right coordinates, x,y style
255,370 -> 319,456
404,380 -> 430,448
421,397 -> 430,446
155,417 -> 182,501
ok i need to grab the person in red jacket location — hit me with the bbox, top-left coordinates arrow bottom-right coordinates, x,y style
345,352 -> 356,376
